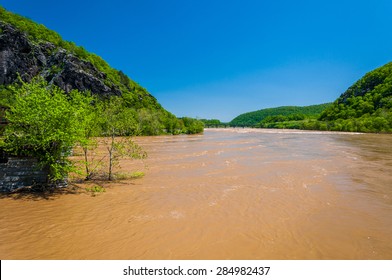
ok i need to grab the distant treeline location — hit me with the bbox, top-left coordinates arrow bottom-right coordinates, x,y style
229,103 -> 331,127
200,119 -> 230,128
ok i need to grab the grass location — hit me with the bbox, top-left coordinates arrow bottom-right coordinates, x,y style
85,185 -> 105,196
114,171 -> 145,180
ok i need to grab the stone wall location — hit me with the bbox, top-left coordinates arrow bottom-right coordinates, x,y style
0,153 -> 48,192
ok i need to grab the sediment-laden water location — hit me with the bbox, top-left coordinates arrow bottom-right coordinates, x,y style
1,128 -> 392,259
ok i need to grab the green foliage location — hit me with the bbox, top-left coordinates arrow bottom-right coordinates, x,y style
0,86 -> 14,108
317,62 -> 392,132
102,136 -> 147,181
0,6 -> 203,136
136,108 -> 165,136
85,97 -> 147,181
257,113 -> 307,127
0,78 -> 151,184
230,103 -> 332,127
114,171 -> 145,180
85,185 -> 106,193
75,95 -> 102,180
179,117 -> 204,134
1,77 -> 93,182
130,171 -> 145,179
0,6 -> 62,45
85,185 -> 106,196
200,119 -> 229,128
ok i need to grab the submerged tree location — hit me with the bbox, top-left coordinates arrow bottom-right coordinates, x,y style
76,95 -> 103,180
1,77 -> 92,183
100,97 -> 147,180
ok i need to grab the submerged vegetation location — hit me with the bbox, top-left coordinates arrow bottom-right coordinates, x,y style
0,78 -> 148,183
85,185 -> 106,196
0,77 -> 203,186
0,7 -> 203,188
1,78 -> 89,182
114,171 -> 145,180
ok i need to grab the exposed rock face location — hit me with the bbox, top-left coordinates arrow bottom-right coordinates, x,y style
0,23 -> 40,84
0,21 -> 121,96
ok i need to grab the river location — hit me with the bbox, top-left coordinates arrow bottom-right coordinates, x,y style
1,128 -> 392,259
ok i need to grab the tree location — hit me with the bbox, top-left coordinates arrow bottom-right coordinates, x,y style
100,97 -> 147,180
74,93 -> 102,180
180,117 -> 204,134
1,77 -> 91,183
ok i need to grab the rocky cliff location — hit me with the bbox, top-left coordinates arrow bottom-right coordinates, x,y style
0,21 -> 121,97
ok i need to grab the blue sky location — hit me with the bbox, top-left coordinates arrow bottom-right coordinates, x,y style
2,0 -> 392,121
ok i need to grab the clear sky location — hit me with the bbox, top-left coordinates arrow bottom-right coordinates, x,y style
2,0 -> 392,121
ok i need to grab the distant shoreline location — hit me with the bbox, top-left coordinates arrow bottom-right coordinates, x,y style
204,127 -> 366,135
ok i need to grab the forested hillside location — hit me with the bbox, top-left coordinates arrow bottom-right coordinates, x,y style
0,6 -> 203,135
317,62 -> 392,132
230,103 -> 331,127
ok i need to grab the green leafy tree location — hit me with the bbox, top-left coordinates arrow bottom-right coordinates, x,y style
100,97 -> 147,180
180,117 -> 204,134
74,93 -> 102,180
1,78 -> 91,183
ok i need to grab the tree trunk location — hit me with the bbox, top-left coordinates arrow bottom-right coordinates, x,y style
108,133 -> 115,181
83,146 -> 92,180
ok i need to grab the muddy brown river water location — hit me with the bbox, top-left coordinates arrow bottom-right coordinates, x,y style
1,128 -> 392,259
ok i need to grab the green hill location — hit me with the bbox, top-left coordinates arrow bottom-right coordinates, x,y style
0,6 -> 203,135
230,61 -> 392,132
230,103 -> 331,127
317,62 -> 392,132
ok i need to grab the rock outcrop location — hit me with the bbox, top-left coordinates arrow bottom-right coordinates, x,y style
0,21 -> 121,96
